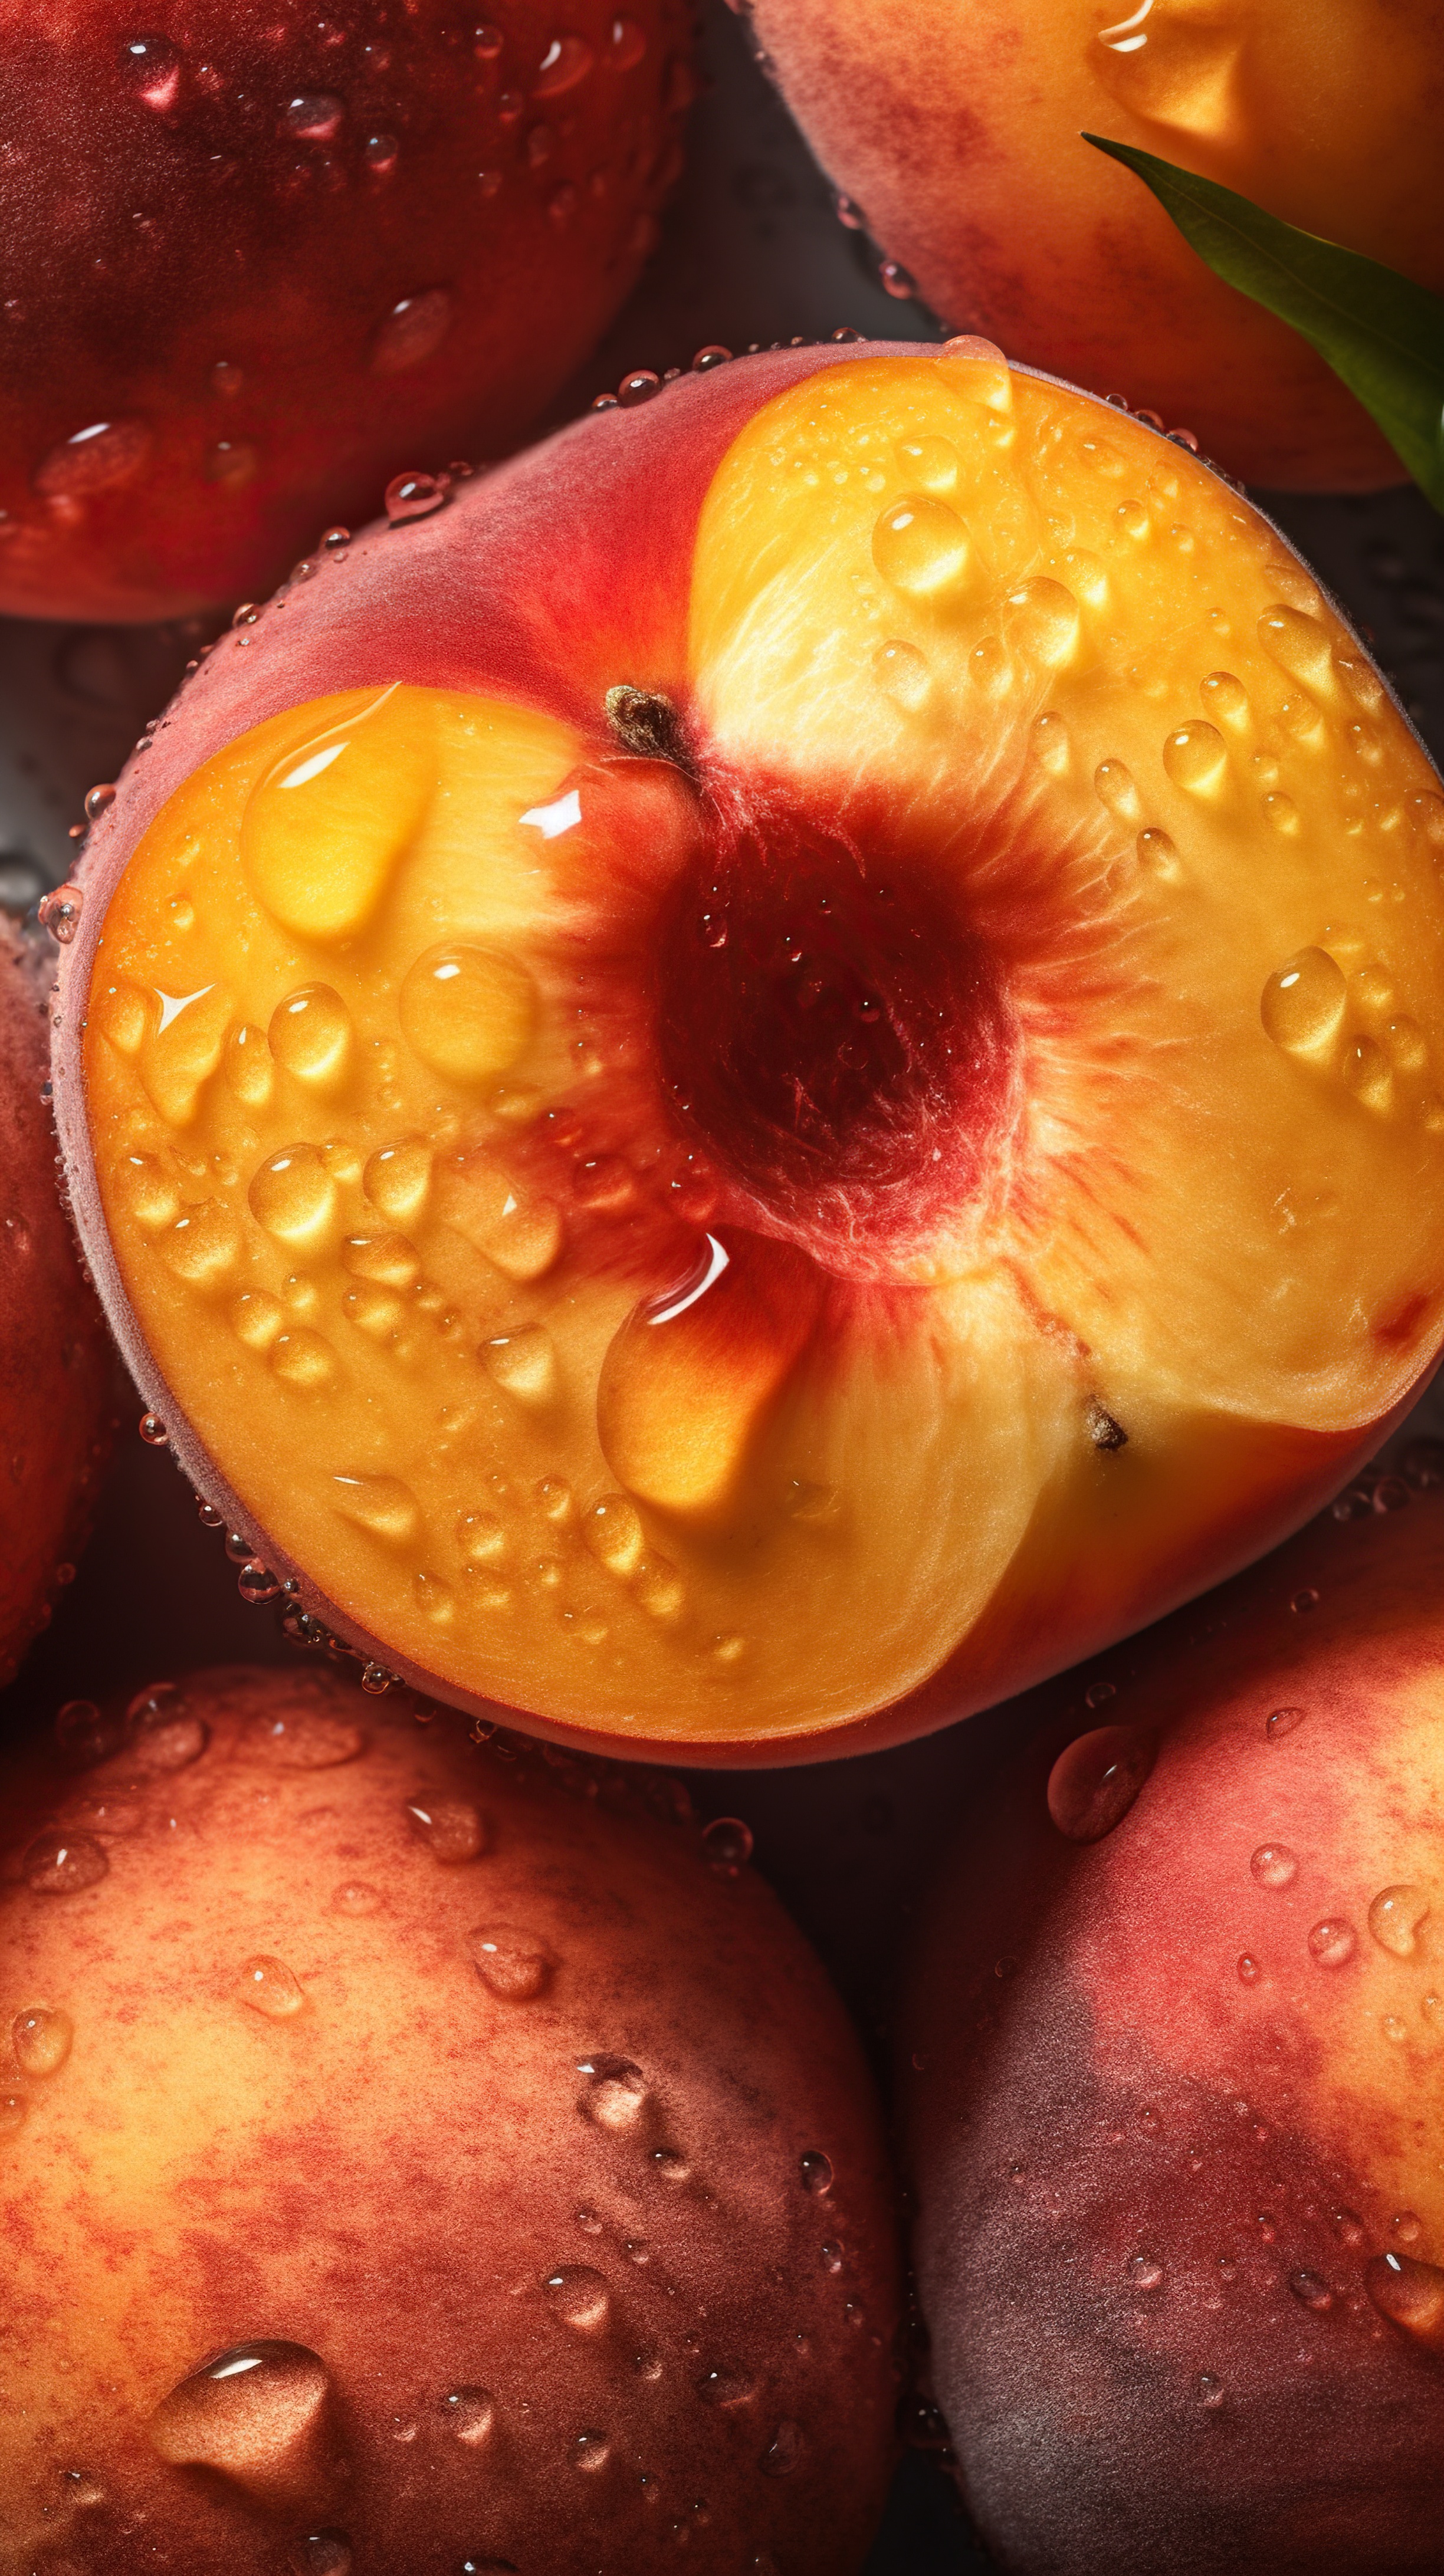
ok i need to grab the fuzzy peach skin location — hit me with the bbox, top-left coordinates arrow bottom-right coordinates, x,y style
0,1662 -> 899,2574
50,335 -> 1444,1762
0,918 -> 113,1684
0,0 -> 693,621
903,1450 -> 1444,2575
745,0 -> 1444,489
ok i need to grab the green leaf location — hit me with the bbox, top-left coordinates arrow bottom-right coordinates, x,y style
1082,132 -> 1444,510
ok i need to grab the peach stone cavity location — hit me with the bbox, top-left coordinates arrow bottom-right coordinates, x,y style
80,350 -> 1444,1745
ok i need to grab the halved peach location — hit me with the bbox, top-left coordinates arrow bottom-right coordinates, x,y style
52,339 -> 1444,1759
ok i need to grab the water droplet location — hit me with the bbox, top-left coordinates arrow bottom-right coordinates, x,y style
55,1697 -> 122,1768
0,2092 -> 27,2135
1368,1883 -> 1429,1958
248,1145 -> 338,1247
577,2055 -> 648,2127
1308,1918 -> 1356,1968
398,942 -> 537,1082
534,32 -> 595,94
800,2150 -> 833,2195
1032,710 -> 1069,775
1094,758 -> 1142,823
35,417 -> 152,498
609,12 -> 647,66
362,1138 -> 432,1227
406,1799 -> 484,1864
332,1474 -> 419,1545
1163,721 -> 1226,793
1261,949 -> 1347,1057
1197,2372 -> 1225,2407
251,1705 -> 366,1768
150,2342 -> 339,2509
332,1881 -> 382,1916
467,1924 -> 556,2000
1258,791 -> 1299,835
1366,2249 -> 1444,2342
698,2364 -> 756,2405
1127,2253 -> 1164,2291
441,2386 -> 494,2444
702,1816 -> 753,1876
1237,1954 -> 1260,1984
288,2534 -> 352,2576
1340,1033 -> 1393,1112
1250,1844 -> 1298,1890
893,434 -> 959,494
879,259 -> 915,299
1046,1724 -> 1156,1842
584,1494 -> 645,1575
872,638 -> 931,712
119,32 -> 180,104
1258,606 -> 1334,692
484,1326 -> 557,1406
1393,2211 -> 1424,2244
1289,2269 -> 1334,2313
206,438 -> 258,488
871,495 -> 970,597
12,2005 -> 73,2076
371,290 -> 455,376
284,91 -> 343,139
1381,2013 -> 1409,2043
239,1955 -> 306,2019
1005,577 -> 1079,668
271,1329 -> 337,1390
384,469 -> 448,523
760,2420 -> 803,2477
270,986 -> 352,1086
543,2266 -> 611,2329
25,1831 -> 109,1895
38,882 -> 84,944
126,1680 -> 208,1771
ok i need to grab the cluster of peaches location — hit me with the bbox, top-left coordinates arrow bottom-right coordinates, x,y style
1,4 -> 1442,2571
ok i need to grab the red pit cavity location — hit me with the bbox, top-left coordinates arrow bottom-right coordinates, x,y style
653,796 -> 1016,1273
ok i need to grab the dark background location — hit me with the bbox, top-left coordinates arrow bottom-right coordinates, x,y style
2,8 -> 1443,2565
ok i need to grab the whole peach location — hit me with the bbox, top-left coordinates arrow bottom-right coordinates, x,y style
747,0 -> 1444,489
0,0 -> 693,621
904,1450 -> 1444,2572
0,1664 -> 898,2572
0,916 -> 113,1685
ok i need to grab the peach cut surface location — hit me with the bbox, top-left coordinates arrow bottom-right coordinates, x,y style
81,349 -> 1444,1746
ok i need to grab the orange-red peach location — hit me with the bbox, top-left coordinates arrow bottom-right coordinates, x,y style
746,0 -> 1444,489
0,916 -> 113,1685
904,1447 -> 1444,2573
0,0 -> 693,622
52,335 -> 1444,1761
0,1662 -> 899,2572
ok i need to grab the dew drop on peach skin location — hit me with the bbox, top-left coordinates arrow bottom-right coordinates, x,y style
1307,1918 -> 1357,1968
149,2341 -> 342,2511
577,2055 -> 648,2127
543,2265 -> 611,2329
1250,1844 -> 1298,1890
24,1830 -> 109,1895
239,1955 -> 306,2019
440,2386 -> 494,2444
1046,1723 -> 1157,1842
1261,948 -> 1348,1057
405,1797 -> 484,1862
12,2005 -> 72,2076
466,1924 -> 556,2000
289,2535 -> 352,2576
1368,1884 -> 1430,1956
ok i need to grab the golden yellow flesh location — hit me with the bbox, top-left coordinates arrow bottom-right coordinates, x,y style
84,354 -> 1444,1743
